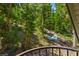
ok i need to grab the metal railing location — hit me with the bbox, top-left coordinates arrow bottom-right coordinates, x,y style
16,46 -> 79,56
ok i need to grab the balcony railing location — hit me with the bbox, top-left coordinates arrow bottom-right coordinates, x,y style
16,46 -> 79,56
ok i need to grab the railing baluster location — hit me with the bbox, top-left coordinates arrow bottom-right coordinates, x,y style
67,50 -> 69,56
59,48 -> 61,56
31,52 -> 33,56
39,49 -> 41,56
76,51 -> 78,56
52,48 -> 54,56
46,49 -> 48,56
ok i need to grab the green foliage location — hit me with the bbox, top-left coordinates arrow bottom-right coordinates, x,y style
0,3 -> 72,54
40,3 -> 72,37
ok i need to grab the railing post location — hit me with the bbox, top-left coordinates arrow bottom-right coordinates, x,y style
59,48 -> 61,56
52,48 -> 54,56
67,50 -> 69,56
39,49 -> 41,56
76,51 -> 78,56
31,52 -> 33,56
46,49 -> 48,56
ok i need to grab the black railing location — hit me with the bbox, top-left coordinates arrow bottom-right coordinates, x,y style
16,46 -> 79,56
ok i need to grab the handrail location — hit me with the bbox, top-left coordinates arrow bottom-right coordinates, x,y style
16,46 -> 79,56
